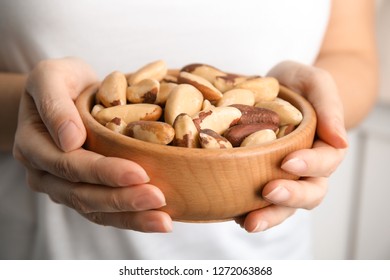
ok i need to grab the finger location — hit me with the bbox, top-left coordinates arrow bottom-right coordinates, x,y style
14,93 -> 149,187
268,61 -> 348,149
26,58 -> 98,152
27,169 -> 165,213
83,210 -> 173,233
239,205 -> 296,233
262,177 -> 328,209
280,140 -> 347,177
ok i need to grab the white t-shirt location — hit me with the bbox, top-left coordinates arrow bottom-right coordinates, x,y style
0,0 -> 330,259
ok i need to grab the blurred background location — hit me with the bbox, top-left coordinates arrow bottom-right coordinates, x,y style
311,0 -> 390,259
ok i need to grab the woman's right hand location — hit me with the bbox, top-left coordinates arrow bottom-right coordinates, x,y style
13,57 -> 173,232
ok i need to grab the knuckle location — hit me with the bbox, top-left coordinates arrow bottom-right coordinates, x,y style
118,214 -> 137,230
303,181 -> 328,210
12,141 -> 36,169
68,187 -> 91,213
54,156 -> 79,182
25,171 -> 40,192
38,96 -> 63,120
12,143 -> 24,163
86,212 -> 106,226
89,157 -> 109,185
305,196 -> 324,210
108,192 -> 127,212
309,67 -> 334,85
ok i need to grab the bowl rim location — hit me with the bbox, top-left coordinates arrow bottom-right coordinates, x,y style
76,83 -> 317,158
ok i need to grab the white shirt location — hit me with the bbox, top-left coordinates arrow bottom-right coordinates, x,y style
0,0 -> 330,259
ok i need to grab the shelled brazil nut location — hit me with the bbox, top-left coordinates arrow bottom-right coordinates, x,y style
91,60 -> 303,149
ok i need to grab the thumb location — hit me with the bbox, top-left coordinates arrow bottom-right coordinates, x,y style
268,61 -> 348,149
26,58 -> 98,152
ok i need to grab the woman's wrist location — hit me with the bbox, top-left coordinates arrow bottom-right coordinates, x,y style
0,73 -> 27,152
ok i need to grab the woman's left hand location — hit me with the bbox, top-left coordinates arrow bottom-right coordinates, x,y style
236,61 -> 348,232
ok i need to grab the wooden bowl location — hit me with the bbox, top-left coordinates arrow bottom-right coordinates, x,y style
76,83 -> 317,222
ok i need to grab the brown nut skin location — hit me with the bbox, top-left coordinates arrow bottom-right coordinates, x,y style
213,74 -> 249,93
125,121 -> 175,145
162,74 -> 178,84
172,113 -> 200,148
199,129 -> 233,149
277,124 -> 296,138
223,123 -> 279,147
178,71 -> 223,101
105,117 -> 127,134
192,106 -> 242,135
94,103 -> 162,125
230,104 -> 280,126
127,60 -> 168,85
126,78 -> 160,104
96,71 -> 127,107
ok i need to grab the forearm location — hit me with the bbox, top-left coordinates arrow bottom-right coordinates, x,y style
0,73 -> 27,152
314,51 -> 378,129
314,0 -> 379,130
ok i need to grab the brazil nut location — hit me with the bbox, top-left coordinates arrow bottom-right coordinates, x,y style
164,84 -> 204,125
240,129 -> 277,147
126,121 -> 175,145
96,71 -> 127,107
172,113 -> 200,148
94,103 -> 162,125
127,60 -> 168,86
223,123 -> 279,147
199,129 -> 233,149
192,106 -> 242,135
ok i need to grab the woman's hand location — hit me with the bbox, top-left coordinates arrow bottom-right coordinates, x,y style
13,57 -> 172,232
236,61 -> 348,232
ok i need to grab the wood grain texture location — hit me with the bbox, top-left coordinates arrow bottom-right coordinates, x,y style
76,83 -> 317,222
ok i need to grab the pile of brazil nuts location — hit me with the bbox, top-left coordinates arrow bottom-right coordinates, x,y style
91,60 -> 303,149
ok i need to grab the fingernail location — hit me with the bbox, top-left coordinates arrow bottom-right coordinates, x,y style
251,220 -> 268,233
335,122 -> 349,149
145,219 -> 173,233
264,185 -> 290,203
281,158 -> 307,174
133,192 -> 166,211
119,171 -> 150,186
58,120 -> 82,152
